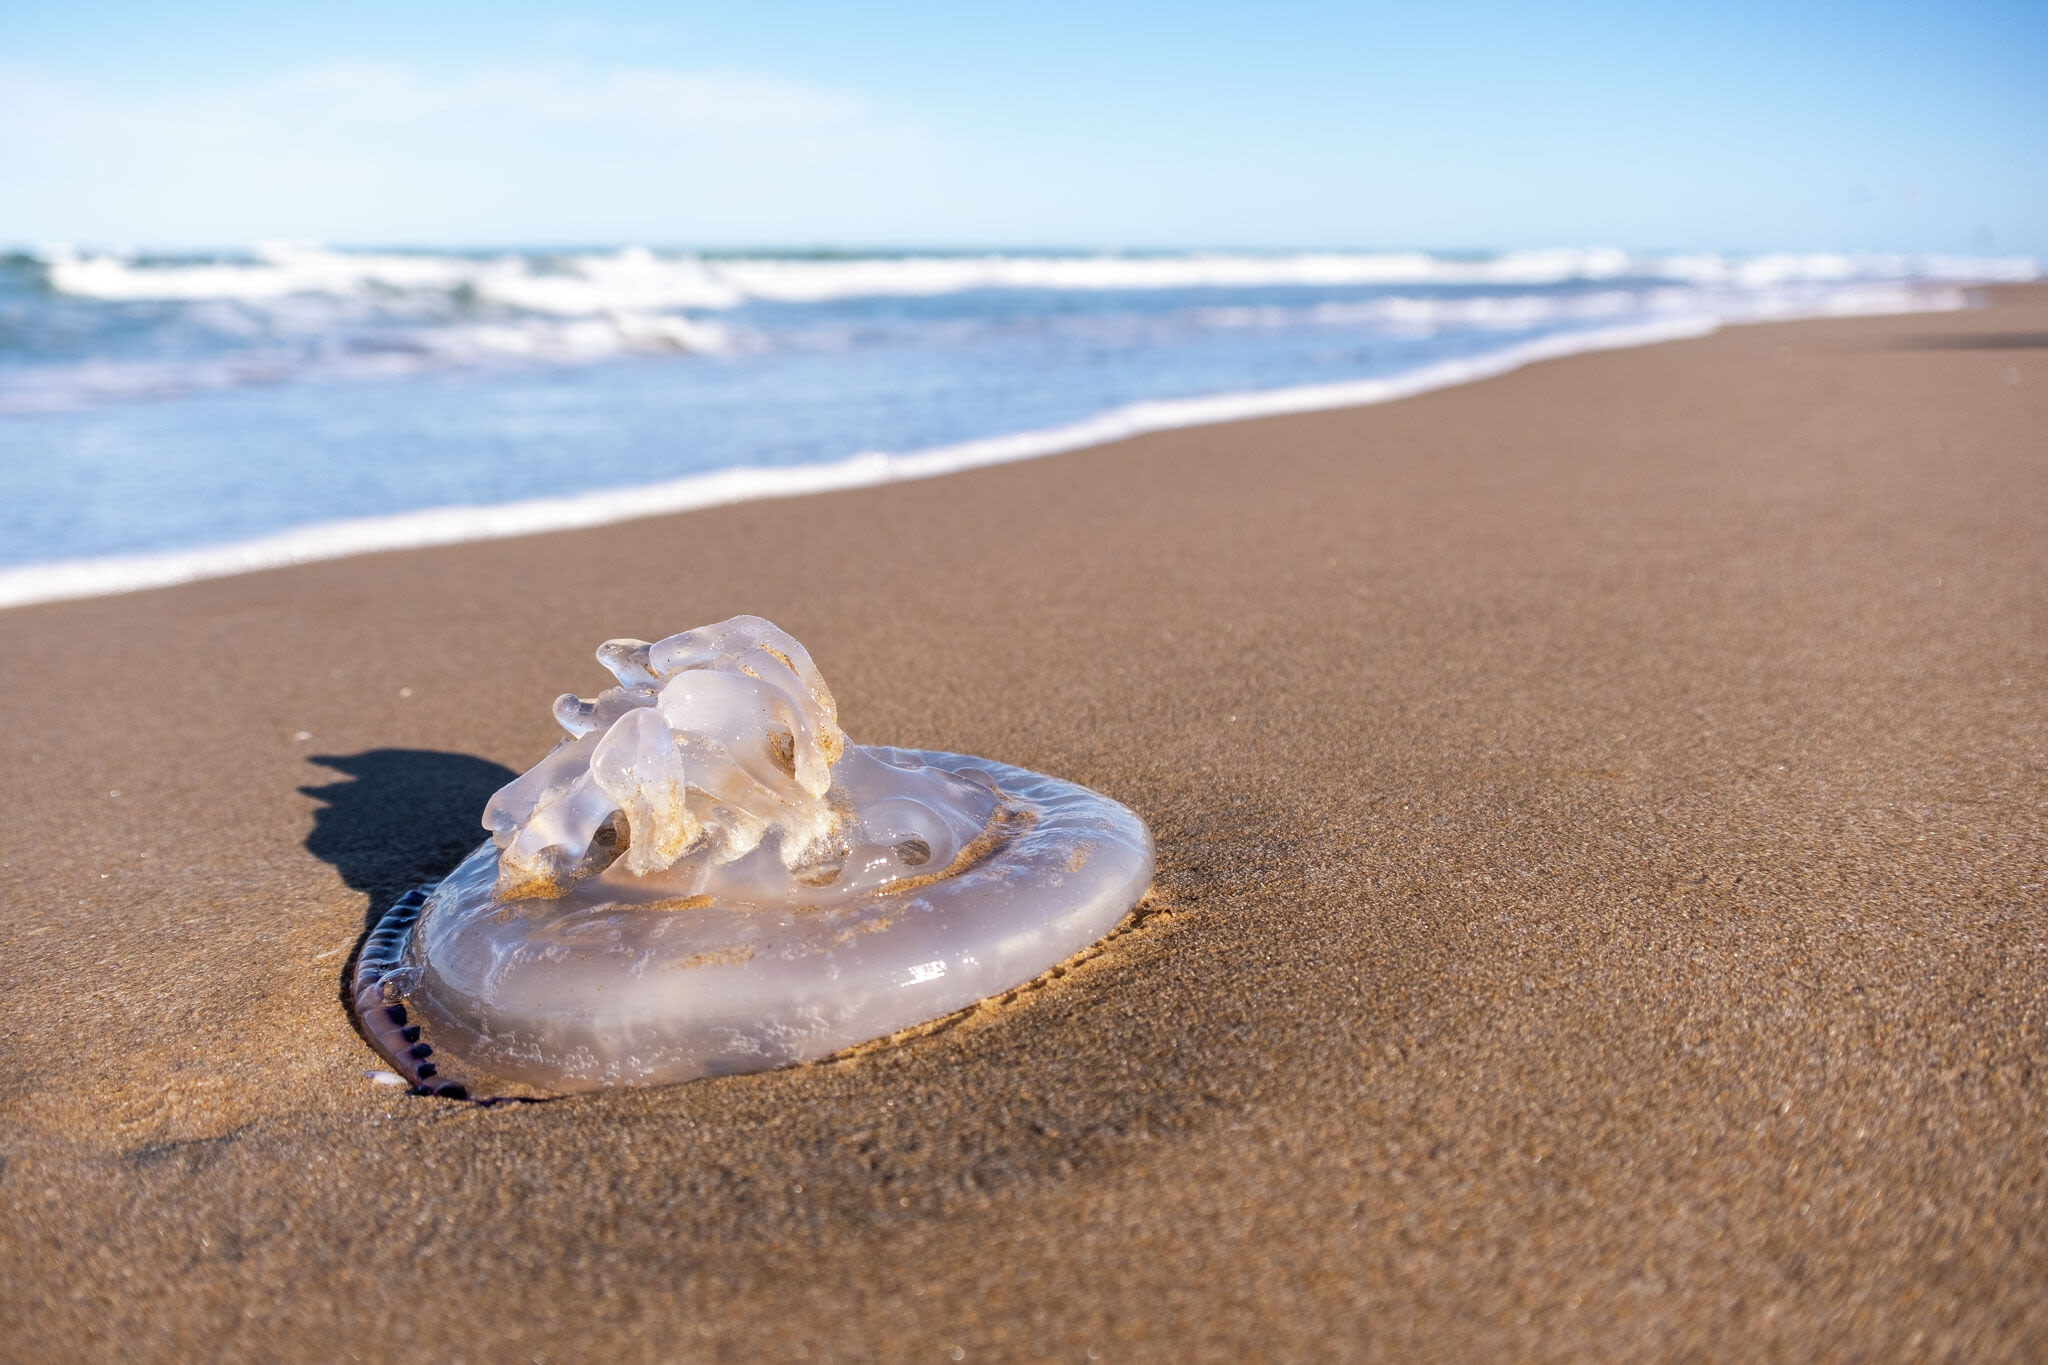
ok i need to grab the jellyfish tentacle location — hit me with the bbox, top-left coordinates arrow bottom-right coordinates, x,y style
590,706 -> 697,875
595,638 -> 661,690
487,616 -> 854,895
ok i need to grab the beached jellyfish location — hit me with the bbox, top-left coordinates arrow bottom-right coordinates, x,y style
351,615 -> 1153,1098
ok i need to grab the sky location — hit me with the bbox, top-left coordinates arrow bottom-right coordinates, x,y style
2,0 -> 2043,254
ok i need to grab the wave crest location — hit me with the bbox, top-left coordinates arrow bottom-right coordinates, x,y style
38,244 -> 2039,311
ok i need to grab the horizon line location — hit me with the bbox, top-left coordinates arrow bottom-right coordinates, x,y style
12,242 -> 2039,261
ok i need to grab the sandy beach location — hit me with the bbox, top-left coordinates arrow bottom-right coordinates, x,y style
3,292 -> 2044,1360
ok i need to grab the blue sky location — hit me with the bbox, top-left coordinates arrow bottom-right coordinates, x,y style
3,0 -> 2043,253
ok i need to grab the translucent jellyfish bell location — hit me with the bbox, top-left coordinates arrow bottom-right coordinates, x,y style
351,616 -> 1154,1098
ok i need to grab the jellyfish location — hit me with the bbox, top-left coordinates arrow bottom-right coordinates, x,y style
350,615 -> 1154,1098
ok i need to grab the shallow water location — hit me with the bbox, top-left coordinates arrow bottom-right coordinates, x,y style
1,246 -> 2032,578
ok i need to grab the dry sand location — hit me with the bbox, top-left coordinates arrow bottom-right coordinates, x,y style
3,293 -> 2045,1361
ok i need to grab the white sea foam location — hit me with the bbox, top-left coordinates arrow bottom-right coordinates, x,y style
42,244 -> 745,312
1196,281 -> 1970,333
40,245 -> 2039,311
45,245 -> 481,301
0,309 -> 734,415
425,310 -> 733,358
0,313 -> 1738,611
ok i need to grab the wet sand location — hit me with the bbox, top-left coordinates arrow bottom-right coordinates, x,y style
3,292 -> 2044,1361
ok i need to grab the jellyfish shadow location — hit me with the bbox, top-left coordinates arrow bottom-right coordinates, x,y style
302,749 -> 516,937
304,749 -> 521,1089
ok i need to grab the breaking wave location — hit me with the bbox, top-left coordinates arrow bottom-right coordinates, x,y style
2,245 -> 2027,415
36,243 -> 2041,310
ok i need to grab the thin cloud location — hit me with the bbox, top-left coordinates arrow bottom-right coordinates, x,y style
273,63 -> 868,128
0,62 -> 925,244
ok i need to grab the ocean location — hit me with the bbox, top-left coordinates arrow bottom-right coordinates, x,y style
0,245 -> 2035,605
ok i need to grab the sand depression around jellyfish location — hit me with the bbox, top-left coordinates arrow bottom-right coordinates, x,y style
351,615 -> 1154,1099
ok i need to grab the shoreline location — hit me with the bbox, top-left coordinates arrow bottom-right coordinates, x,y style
0,292 -> 1976,611
5,294 -> 2044,1359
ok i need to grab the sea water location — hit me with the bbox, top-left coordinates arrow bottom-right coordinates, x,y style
0,245 -> 2034,604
